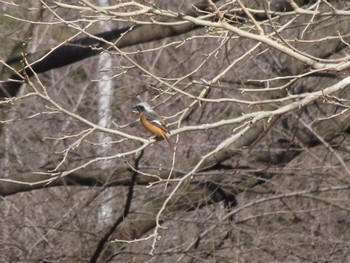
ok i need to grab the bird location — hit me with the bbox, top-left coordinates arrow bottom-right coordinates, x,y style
134,101 -> 172,149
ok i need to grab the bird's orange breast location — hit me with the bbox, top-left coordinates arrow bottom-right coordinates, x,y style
140,112 -> 167,136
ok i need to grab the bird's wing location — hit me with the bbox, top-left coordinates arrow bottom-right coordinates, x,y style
145,112 -> 169,133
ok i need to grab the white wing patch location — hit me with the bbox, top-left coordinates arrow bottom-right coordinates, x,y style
151,119 -> 162,126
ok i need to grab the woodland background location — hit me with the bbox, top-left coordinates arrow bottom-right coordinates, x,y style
1,0 -> 350,262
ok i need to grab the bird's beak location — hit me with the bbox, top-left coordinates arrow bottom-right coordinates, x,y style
133,105 -> 139,113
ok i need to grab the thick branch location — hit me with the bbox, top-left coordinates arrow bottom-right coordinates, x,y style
0,167 -> 184,196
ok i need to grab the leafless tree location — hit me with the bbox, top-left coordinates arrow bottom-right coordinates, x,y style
1,0 -> 350,262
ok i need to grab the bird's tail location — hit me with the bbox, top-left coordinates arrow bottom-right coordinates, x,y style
161,133 -> 174,151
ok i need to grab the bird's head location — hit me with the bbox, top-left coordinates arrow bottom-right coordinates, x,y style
134,101 -> 154,113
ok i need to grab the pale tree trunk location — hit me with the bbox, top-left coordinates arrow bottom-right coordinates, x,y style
97,0 -> 114,224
